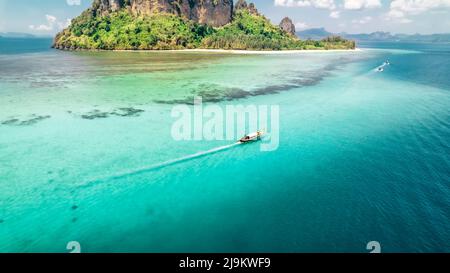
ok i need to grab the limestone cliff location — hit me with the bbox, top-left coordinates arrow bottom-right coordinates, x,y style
279,17 -> 296,36
92,0 -> 233,27
235,0 -> 258,15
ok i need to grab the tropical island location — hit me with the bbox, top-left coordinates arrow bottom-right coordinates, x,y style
53,0 -> 356,51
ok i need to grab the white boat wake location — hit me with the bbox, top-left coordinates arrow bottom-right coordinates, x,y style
81,142 -> 243,187
375,60 -> 390,72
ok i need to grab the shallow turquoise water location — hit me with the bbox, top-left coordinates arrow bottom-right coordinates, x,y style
0,39 -> 449,252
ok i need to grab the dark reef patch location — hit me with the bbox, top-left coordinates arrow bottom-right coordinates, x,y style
1,119 -> 20,125
250,84 -> 298,96
0,219 -> 4,224
111,107 -> 145,117
21,115 -> 51,126
154,99 -> 196,105
1,115 -> 51,126
153,82 -> 306,105
196,86 -> 251,103
81,107 -> 145,120
151,55 -> 363,105
72,205 -> 78,210
81,110 -> 110,120
152,71 -> 330,105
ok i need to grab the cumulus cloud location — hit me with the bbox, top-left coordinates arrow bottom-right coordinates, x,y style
390,0 -> 450,15
274,0 -> 312,7
29,15 -> 71,32
295,22 -> 309,29
274,0 -> 383,10
343,0 -> 382,10
351,16 -> 372,24
66,0 -> 81,5
330,11 -> 340,18
58,19 -> 72,29
274,0 -> 336,10
386,0 -> 450,22
29,15 -> 56,31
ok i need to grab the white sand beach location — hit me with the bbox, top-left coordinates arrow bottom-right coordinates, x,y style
108,48 -> 362,54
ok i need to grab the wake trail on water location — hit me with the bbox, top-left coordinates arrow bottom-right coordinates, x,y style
80,142 -> 243,187
112,142 -> 242,179
374,61 -> 390,72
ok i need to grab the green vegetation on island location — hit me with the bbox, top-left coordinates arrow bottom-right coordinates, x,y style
55,11 -> 208,50
53,2 -> 355,51
201,11 -> 355,50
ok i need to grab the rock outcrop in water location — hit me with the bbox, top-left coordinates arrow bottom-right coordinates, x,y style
279,17 -> 296,36
92,0 -> 233,27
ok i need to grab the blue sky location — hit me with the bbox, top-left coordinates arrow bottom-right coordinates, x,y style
0,0 -> 449,35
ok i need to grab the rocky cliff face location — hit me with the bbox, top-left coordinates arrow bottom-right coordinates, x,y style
92,0 -> 233,27
279,17 -> 296,35
235,0 -> 258,14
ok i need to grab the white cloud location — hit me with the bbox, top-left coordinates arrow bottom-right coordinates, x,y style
29,25 -> 52,31
343,0 -> 382,10
29,15 -> 71,32
387,9 -> 405,18
275,0 -> 311,7
399,18 -> 413,23
386,0 -> 450,22
66,0 -> 81,6
313,0 -> 336,9
29,15 -> 56,31
352,16 -> 372,24
274,0 -> 336,10
390,0 -> 450,15
58,19 -> 72,29
295,22 -> 309,29
330,11 -> 340,18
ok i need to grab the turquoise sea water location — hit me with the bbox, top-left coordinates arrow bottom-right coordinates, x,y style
0,38 -> 449,253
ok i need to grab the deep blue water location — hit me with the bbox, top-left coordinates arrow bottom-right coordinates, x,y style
359,42 -> 450,90
0,37 -> 53,55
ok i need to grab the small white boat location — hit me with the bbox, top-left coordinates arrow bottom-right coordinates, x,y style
239,131 -> 264,143
375,60 -> 390,72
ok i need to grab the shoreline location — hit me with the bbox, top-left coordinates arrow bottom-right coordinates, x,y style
58,48 -> 362,54
152,48 -> 362,54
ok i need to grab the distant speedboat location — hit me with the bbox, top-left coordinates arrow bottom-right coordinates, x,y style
384,60 -> 390,65
239,131 -> 264,143
377,67 -> 384,72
